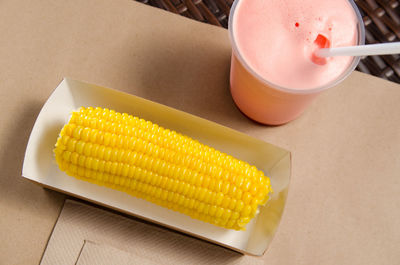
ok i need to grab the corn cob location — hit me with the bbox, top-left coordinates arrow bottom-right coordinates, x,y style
54,107 -> 272,230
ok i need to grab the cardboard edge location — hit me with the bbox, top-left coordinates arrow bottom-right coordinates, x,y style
38,197 -> 67,265
245,151 -> 291,255
21,79 -> 64,178
261,152 -> 291,256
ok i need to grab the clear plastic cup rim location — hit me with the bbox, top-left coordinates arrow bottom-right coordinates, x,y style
228,0 -> 366,95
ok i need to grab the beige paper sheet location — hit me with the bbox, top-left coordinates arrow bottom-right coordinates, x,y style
41,200 -> 262,265
1,0 -> 399,264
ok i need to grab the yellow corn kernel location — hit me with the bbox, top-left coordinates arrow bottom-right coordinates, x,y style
54,107 -> 272,230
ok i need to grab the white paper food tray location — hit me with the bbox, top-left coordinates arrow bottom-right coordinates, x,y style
22,78 -> 291,256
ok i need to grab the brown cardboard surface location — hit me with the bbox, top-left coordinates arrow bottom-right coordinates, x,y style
41,200 -> 263,265
0,0 -> 399,264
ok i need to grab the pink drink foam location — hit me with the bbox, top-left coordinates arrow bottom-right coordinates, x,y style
233,0 -> 358,90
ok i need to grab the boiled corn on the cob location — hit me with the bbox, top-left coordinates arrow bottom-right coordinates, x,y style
54,107 -> 272,230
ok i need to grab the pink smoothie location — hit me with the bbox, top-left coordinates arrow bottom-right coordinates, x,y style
229,0 -> 363,124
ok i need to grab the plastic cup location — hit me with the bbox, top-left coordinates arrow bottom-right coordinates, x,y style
228,0 -> 365,125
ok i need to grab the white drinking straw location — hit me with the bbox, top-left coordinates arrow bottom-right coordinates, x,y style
315,42 -> 400,57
